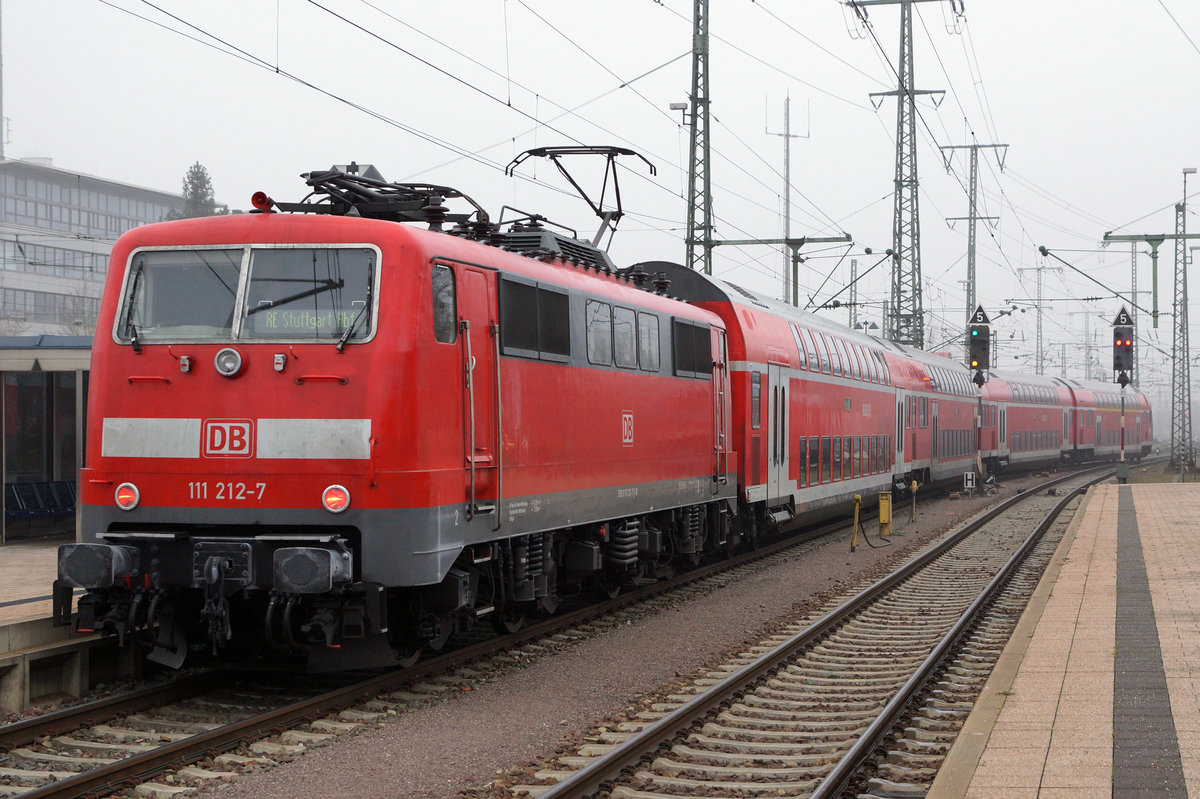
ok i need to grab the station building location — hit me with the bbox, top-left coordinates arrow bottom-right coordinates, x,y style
1,158 -> 187,540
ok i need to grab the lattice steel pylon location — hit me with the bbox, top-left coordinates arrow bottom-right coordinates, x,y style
888,1 -> 923,347
683,0 -> 713,274
1171,199 -> 1192,469
850,0 -> 960,349
940,142 -> 1006,324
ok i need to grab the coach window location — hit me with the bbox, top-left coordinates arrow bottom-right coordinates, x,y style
843,343 -> 857,378
850,341 -> 865,379
790,324 -> 808,370
586,300 -> 613,365
809,437 -> 821,484
920,398 -> 929,428
431,264 -> 457,343
751,372 -> 762,429
832,436 -> 842,481
827,336 -> 843,376
638,313 -> 660,372
801,329 -> 819,369
798,436 -> 808,486
852,436 -> 861,477
843,436 -> 852,479
821,436 -> 832,483
808,330 -> 831,374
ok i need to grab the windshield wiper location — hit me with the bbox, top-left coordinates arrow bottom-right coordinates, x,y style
336,304 -> 369,352
245,278 -> 344,316
336,266 -> 374,352
124,260 -> 145,353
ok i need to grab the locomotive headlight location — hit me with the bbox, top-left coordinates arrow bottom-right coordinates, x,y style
115,482 -> 140,511
322,485 -> 350,513
214,347 -> 244,378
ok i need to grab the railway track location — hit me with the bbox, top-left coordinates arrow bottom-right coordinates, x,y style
0,466 -> 1107,799
517,468 -> 1108,799
0,499 -> 915,799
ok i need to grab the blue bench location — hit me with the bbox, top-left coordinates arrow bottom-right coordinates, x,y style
4,481 -> 76,529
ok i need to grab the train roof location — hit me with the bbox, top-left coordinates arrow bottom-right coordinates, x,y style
639,260 -> 908,352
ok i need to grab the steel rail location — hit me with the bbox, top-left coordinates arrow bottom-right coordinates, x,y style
1,466 -> 1096,799
0,670 -> 225,751
808,472 -> 1107,798
2,500 -> 851,799
537,467 -> 1109,799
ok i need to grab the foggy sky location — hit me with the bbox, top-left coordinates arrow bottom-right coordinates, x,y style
7,0 -> 1200,409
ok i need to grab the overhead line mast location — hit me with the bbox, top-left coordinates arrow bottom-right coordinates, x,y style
846,0 -> 962,349
683,0 -> 713,275
680,0 -> 852,298
1102,167 -> 1200,471
940,142 -> 1007,324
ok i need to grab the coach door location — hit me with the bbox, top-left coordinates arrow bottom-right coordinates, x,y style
713,330 -> 729,486
768,363 -> 789,503
931,402 -> 940,460
456,265 -> 500,525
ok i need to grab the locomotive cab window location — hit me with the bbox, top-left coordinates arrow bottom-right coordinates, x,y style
431,264 -> 456,344
243,248 -> 375,341
118,246 -> 378,344
119,248 -> 242,342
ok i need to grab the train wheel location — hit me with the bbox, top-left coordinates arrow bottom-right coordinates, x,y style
395,645 -> 422,668
491,608 -> 526,634
427,614 -> 455,652
593,574 -> 621,600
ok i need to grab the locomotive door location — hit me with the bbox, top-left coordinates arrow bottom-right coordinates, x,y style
457,265 -> 500,524
768,363 -> 788,503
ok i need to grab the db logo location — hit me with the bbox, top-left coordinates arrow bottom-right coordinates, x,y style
621,411 -> 634,447
203,419 -> 254,458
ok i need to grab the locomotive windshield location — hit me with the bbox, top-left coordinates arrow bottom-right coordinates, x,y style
118,246 -> 376,344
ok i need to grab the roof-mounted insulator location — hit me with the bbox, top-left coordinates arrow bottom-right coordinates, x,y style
653,273 -> 672,295
422,194 -> 448,231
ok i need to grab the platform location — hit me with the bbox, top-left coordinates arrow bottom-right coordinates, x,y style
0,534 -> 70,623
929,482 -> 1200,798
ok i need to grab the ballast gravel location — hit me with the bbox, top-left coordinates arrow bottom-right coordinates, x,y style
196,478 -> 1046,799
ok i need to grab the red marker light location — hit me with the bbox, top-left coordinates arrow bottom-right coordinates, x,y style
115,482 -> 140,511
251,191 -> 275,212
322,485 -> 350,514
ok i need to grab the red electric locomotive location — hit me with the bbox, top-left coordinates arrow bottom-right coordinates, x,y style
55,166 -> 737,669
